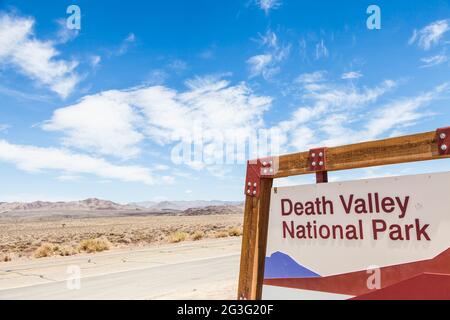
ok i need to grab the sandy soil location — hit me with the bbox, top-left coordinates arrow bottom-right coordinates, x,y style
0,214 -> 243,261
0,237 -> 241,299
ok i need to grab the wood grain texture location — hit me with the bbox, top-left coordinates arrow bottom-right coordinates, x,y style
237,178 -> 273,300
237,195 -> 255,299
274,130 -> 447,178
316,171 -> 328,183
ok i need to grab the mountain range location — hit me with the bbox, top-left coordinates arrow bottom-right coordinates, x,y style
130,200 -> 242,211
0,198 -> 243,215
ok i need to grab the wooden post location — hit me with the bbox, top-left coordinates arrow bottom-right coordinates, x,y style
316,171 -> 328,183
237,177 -> 273,300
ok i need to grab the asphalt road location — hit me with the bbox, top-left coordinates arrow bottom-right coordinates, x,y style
0,238 -> 241,300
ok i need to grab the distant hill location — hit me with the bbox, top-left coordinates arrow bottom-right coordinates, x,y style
0,198 -> 141,213
130,200 -> 242,212
182,205 -> 243,216
0,198 -> 243,219
264,251 -> 321,279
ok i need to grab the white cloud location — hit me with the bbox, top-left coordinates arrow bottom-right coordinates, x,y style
247,54 -> 274,78
54,18 -> 79,44
145,69 -> 169,85
90,55 -> 102,68
420,54 -> 448,68
199,49 -> 214,60
168,59 -> 187,73
0,140 -> 154,184
42,90 -> 145,159
257,29 -> 278,48
154,164 -> 170,171
341,71 -> 363,80
125,33 -> 135,43
409,19 -> 450,50
0,84 -> 52,102
0,124 -> 9,132
363,83 -> 449,139
256,0 -> 282,15
161,176 -> 175,184
247,30 -> 291,80
117,33 -> 136,55
43,77 -> 272,160
280,81 -> 449,153
0,12 -> 80,98
275,79 -> 397,151
295,71 -> 327,84
302,79 -> 396,114
315,39 -> 329,59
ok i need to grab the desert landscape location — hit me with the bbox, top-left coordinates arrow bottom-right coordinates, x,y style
0,198 -> 244,263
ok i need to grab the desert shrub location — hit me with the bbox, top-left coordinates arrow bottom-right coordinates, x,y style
228,226 -> 243,237
168,231 -> 188,243
191,230 -> 205,241
34,243 -> 58,258
214,230 -> 229,238
1,253 -> 11,262
57,246 -> 78,256
78,237 -> 111,253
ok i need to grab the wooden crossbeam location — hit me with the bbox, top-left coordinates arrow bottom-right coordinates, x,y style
274,130 -> 449,178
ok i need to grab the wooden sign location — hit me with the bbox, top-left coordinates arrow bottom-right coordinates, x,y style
263,172 -> 450,299
237,127 -> 450,300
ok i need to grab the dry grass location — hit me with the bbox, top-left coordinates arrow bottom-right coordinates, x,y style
168,231 -> 189,243
34,243 -> 59,258
191,230 -> 205,241
227,226 -> 243,237
1,253 -> 11,262
33,238 -> 110,258
58,245 -> 79,256
214,230 -> 229,238
78,237 -> 111,253
0,214 -> 243,261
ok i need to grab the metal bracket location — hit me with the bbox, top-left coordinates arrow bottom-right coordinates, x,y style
244,157 -> 275,197
437,127 -> 450,155
309,147 -> 327,171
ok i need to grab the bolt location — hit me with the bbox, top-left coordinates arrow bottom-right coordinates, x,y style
247,189 -> 251,194
269,168 -> 273,173
253,183 -> 257,187
441,144 -> 448,151
262,161 -> 267,166
440,133 -> 447,140
311,153 -> 316,157
247,182 -> 251,186
263,169 -> 268,174
319,152 -> 323,157
319,161 -> 324,166
312,162 -> 316,166
253,190 -> 257,195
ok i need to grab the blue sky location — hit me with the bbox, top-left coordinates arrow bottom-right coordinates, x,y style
1,0 -> 450,203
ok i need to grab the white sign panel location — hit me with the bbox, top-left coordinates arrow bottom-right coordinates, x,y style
262,172 -> 450,300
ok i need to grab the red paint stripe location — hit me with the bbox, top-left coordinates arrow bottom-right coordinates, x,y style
264,248 -> 450,296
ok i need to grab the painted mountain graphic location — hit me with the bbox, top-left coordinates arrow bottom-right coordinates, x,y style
264,251 -> 320,279
264,248 -> 450,299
